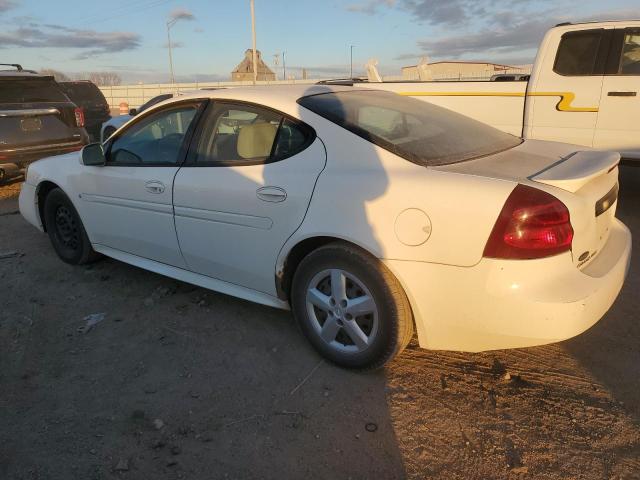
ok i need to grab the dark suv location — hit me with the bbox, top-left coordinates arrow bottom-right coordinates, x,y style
0,64 -> 89,169
59,80 -> 111,141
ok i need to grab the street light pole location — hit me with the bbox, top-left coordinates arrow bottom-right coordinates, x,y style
350,45 -> 354,79
250,0 -> 257,85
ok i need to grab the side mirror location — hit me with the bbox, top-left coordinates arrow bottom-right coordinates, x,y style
129,108 -> 137,116
81,143 -> 106,166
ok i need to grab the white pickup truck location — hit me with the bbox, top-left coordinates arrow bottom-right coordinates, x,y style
362,20 -> 640,159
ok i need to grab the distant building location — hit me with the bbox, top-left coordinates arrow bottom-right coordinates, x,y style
401,61 -> 531,80
231,49 -> 276,82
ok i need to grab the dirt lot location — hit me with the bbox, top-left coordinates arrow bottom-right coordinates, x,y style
1,169 -> 639,480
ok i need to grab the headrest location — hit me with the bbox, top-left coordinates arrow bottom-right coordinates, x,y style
237,122 -> 278,159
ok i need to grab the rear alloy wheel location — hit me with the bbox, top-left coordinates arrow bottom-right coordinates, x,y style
44,188 -> 101,265
291,242 -> 414,370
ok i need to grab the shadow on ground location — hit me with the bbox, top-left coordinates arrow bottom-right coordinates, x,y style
1,168 -> 639,479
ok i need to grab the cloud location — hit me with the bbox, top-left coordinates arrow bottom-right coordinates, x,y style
162,41 -> 185,49
408,8 -> 640,61
0,23 -> 141,59
168,7 -> 195,22
347,0 -> 396,15
0,0 -> 17,13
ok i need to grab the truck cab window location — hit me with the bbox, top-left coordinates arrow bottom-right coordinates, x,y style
620,31 -> 640,74
553,30 -> 603,76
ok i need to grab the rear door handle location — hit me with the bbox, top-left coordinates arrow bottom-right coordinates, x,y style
145,180 -> 165,194
257,186 -> 287,203
607,91 -> 637,97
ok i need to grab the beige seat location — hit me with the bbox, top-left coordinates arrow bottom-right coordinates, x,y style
237,122 -> 278,159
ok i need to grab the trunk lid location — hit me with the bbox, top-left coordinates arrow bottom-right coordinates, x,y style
436,140 -> 620,270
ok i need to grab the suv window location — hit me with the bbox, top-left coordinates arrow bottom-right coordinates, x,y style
0,78 -> 69,103
554,30 -> 604,76
191,103 -> 313,165
60,82 -> 106,104
620,30 -> 640,74
108,103 -> 200,165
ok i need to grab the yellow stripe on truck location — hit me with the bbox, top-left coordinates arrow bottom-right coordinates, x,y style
399,91 -> 599,113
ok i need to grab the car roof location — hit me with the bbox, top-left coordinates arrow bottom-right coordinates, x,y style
174,84 -> 370,117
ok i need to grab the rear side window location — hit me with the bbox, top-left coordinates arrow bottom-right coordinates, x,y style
272,118 -> 313,161
190,103 -> 314,165
60,82 -> 106,103
553,30 -> 603,76
620,30 -> 640,74
0,79 -> 69,103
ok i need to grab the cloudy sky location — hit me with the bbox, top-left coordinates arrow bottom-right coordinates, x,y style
0,0 -> 638,83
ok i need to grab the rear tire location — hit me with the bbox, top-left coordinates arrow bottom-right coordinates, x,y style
43,188 -> 101,265
291,242 -> 414,370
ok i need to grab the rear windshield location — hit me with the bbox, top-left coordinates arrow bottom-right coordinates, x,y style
0,78 -> 69,103
297,90 -> 521,166
60,82 -> 106,103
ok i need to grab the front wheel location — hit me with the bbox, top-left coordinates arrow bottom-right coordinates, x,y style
43,188 -> 101,265
291,242 -> 414,370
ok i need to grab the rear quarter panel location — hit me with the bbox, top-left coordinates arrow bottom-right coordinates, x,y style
280,116 -> 517,268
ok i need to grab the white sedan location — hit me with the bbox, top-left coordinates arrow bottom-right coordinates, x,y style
19,85 -> 632,369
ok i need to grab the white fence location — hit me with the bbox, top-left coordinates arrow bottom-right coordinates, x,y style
101,67 -> 534,110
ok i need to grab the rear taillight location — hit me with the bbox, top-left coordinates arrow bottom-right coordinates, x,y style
74,107 -> 85,128
483,184 -> 573,260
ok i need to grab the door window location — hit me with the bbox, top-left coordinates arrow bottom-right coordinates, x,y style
553,30 -> 603,76
191,103 -> 314,165
108,103 -> 200,165
620,31 -> 640,74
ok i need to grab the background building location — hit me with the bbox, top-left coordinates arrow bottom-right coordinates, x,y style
231,49 -> 276,82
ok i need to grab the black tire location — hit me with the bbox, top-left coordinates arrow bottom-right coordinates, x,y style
102,127 -> 116,143
291,242 -> 414,370
43,188 -> 101,265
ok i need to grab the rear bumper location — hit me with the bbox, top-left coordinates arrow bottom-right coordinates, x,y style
1,140 -> 86,167
385,218 -> 632,352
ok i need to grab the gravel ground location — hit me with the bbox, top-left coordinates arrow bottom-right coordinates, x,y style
1,168 -> 639,480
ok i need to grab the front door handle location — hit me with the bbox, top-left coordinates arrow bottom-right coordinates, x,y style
145,180 -> 166,194
607,91 -> 637,97
257,186 -> 287,203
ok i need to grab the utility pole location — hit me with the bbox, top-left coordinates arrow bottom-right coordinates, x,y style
250,0 -> 257,85
282,51 -> 286,81
350,45 -> 354,79
166,19 -> 177,86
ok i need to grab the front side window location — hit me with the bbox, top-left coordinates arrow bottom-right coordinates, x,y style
553,30 -> 603,76
620,30 -> 640,74
191,103 -> 313,165
108,103 -> 199,165
298,90 -> 521,166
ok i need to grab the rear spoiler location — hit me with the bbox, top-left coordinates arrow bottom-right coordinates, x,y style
529,151 -> 620,192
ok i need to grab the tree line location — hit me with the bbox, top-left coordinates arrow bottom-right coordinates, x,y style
40,69 -> 122,86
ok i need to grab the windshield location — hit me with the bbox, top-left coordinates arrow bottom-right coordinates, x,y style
298,90 -> 521,166
0,78 -> 69,103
